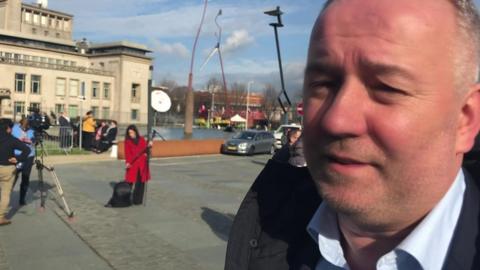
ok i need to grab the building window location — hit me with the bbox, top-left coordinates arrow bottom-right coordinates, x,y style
14,101 -> 25,116
32,27 -> 36,34
64,20 -> 70,31
131,83 -> 140,103
68,105 -> 78,118
25,12 -> 31,23
15,73 -> 26,93
69,79 -> 79,97
31,75 -> 41,94
30,102 -> 41,112
91,106 -> 99,118
56,78 -> 66,96
56,33 -> 60,38
33,14 -> 39,24
55,104 -> 65,115
44,30 -> 48,36
131,109 -> 139,121
80,81 -> 86,97
41,15 -> 47,26
103,83 -> 110,99
92,81 -> 100,98
102,107 -> 110,119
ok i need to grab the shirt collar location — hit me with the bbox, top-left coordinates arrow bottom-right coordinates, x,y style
307,169 -> 466,270
396,169 -> 465,269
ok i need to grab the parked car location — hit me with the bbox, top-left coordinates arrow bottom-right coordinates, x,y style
221,130 -> 275,155
273,124 -> 302,149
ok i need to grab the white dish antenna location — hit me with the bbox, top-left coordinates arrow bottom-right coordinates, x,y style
151,90 -> 171,112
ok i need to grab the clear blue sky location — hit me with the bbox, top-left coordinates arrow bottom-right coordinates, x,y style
46,0 -> 480,95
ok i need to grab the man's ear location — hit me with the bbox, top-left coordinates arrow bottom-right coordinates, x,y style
457,84 -> 480,153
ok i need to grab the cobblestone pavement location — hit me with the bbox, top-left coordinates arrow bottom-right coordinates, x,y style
0,154 -> 271,270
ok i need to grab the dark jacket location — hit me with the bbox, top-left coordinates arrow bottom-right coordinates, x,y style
225,159 -> 480,270
0,129 -> 31,166
103,127 -> 117,143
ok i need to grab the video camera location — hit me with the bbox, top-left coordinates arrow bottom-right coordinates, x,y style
27,106 -> 51,133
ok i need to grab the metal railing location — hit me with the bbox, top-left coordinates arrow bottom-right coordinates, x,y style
40,126 -> 74,155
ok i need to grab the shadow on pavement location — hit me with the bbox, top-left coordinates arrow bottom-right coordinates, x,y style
251,159 -> 268,166
201,207 -> 235,242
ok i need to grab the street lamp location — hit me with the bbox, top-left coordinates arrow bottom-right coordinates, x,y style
246,81 -> 253,130
264,6 -> 291,124
185,0 -> 209,138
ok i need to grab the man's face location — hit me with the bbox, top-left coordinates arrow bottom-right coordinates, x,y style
303,0 -> 472,226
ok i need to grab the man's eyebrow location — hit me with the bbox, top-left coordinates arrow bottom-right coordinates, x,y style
305,60 -> 343,77
359,58 -> 416,81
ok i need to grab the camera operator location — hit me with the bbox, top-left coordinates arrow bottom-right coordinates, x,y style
0,118 -> 30,226
11,117 -> 35,206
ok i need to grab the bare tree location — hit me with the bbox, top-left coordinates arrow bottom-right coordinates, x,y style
229,82 -> 247,114
262,84 -> 280,125
169,86 -> 188,114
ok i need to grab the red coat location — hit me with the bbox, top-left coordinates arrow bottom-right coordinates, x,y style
124,137 -> 151,183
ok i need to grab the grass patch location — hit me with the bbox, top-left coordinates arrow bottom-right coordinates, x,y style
39,148 -> 93,156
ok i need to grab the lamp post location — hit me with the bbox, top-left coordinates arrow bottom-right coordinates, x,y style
207,88 -> 215,128
246,81 -> 253,130
264,6 -> 291,124
184,0 -> 209,138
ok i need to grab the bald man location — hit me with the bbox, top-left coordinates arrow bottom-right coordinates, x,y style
225,1 -> 480,269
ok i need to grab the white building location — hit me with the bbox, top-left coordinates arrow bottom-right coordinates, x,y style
0,0 -> 152,124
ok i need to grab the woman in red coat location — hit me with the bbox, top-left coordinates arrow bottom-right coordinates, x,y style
124,125 -> 151,205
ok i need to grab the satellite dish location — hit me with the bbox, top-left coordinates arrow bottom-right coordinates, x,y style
151,90 -> 171,112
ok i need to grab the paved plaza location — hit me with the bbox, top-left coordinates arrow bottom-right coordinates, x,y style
0,154 -> 272,270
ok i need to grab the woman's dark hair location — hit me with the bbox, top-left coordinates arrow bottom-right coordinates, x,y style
125,124 -> 140,144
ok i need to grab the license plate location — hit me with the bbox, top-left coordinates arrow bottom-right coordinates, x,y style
227,146 -> 237,151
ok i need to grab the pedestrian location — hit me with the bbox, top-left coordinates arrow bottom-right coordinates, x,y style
11,118 -> 35,206
225,1 -> 480,269
58,111 -> 71,149
273,129 -> 302,163
0,118 -> 30,225
81,111 -> 95,150
124,125 -> 151,205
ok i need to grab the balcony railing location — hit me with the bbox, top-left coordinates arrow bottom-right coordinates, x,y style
0,57 -> 114,76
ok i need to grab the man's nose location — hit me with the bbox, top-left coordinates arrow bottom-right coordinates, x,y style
319,79 -> 367,138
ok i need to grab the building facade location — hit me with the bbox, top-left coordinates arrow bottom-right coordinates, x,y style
0,0 -> 152,124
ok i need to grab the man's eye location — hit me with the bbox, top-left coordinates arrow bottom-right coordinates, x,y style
372,83 -> 407,95
308,81 -> 339,98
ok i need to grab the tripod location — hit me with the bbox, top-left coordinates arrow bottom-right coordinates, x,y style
34,134 -> 74,218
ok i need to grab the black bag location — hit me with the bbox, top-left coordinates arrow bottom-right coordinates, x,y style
105,181 -> 132,207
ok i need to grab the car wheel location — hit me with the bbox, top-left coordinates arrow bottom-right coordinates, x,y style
270,145 -> 275,155
248,146 -> 255,156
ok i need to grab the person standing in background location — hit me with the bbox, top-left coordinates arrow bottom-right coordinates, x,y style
11,118 -> 35,206
58,111 -> 71,149
81,111 -> 96,150
0,118 -> 30,225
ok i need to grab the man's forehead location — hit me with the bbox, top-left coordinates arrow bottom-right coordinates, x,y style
315,0 -> 457,38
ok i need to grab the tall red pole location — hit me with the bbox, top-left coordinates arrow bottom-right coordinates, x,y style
184,0 -> 208,138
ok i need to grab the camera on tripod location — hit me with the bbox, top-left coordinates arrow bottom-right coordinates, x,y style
27,106 -> 51,140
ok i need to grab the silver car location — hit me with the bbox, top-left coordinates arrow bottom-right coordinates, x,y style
222,130 -> 275,155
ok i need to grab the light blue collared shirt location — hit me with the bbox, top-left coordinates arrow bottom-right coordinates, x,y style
307,170 -> 466,270
11,123 -> 35,157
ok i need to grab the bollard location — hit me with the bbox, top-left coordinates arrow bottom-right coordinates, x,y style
110,144 -> 118,158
